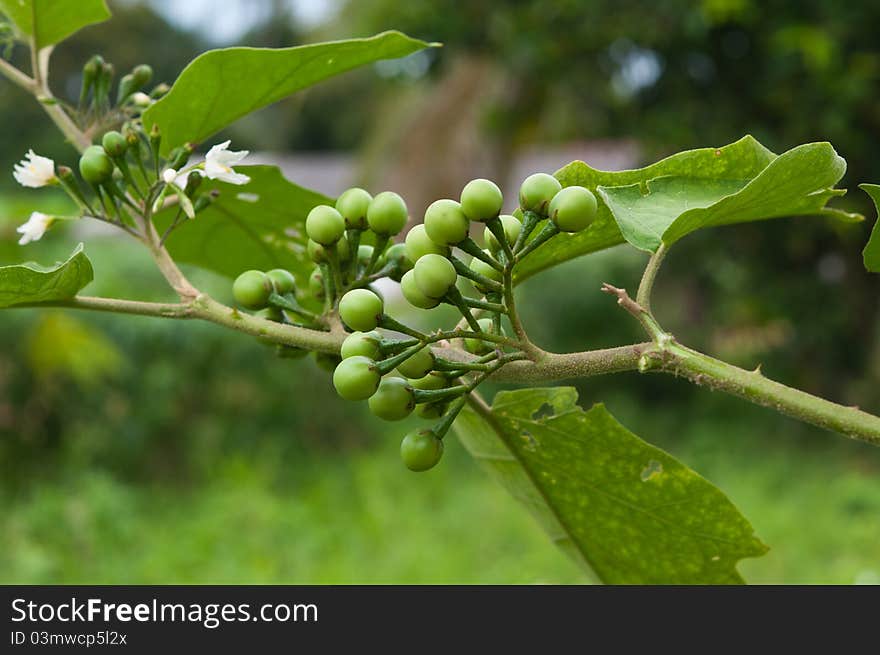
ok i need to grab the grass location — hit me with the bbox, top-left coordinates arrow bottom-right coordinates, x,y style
2,412 -> 879,584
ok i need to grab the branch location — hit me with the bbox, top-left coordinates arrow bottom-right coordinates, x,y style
636,243 -> 667,313
602,282 -> 880,446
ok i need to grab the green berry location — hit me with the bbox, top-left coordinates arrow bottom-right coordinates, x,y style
369,377 -> 415,421
306,204 -> 345,245
413,253 -> 457,299
308,237 -> 350,264
397,346 -> 435,379
332,355 -> 381,401
233,270 -> 273,309
357,244 -> 375,267
314,352 -> 342,373
415,401 -> 448,419
266,268 -> 296,295
339,289 -> 384,331
469,250 -> 503,292
367,191 -> 408,235
400,430 -> 444,471
79,145 -> 114,184
383,242 -> 412,279
460,178 -> 503,222
408,372 -> 447,390
405,224 -> 448,262
519,173 -> 562,215
309,268 -> 325,300
424,199 -> 470,246
336,187 -> 372,229
484,214 -> 522,254
341,330 -> 382,360
400,270 -> 440,310
465,318 -> 500,355
101,131 -> 127,158
548,185 -> 598,233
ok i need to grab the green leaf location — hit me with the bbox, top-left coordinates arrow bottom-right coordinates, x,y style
156,165 -> 329,283
514,135 -> 776,281
143,31 -> 434,154
860,184 -> 880,272
599,142 -> 859,252
515,136 -> 858,279
454,387 -> 767,584
0,0 -> 110,51
0,243 -> 93,307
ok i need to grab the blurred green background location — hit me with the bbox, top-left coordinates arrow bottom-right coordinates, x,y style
1,0 -> 879,584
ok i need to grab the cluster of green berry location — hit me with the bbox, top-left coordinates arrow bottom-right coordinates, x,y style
230,174 -> 599,472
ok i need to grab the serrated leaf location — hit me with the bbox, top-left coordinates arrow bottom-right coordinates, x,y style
143,31 -> 434,155
860,184 -> 880,272
454,387 -> 767,584
599,142 -> 858,252
155,165 -> 328,284
514,135 -> 776,282
0,243 -> 93,307
0,0 -> 110,51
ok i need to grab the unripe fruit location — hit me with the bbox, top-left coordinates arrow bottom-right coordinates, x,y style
397,346 -> 435,379
101,131 -> 128,158
548,185 -> 598,233
341,330 -> 382,360
306,204 -> 345,245
131,64 -> 153,87
314,351 -> 342,373
465,318 -> 500,354
416,401 -> 448,419
383,243 -> 412,279
519,173 -> 562,214
405,224 -> 448,262
233,270 -> 273,309
408,372 -> 447,390
369,377 -> 416,421
484,214 -> 521,254
332,355 -> 380,401
266,268 -> 296,295
460,178 -> 503,222
357,244 -> 375,267
400,430 -> 444,471
336,187 -> 372,229
400,270 -> 440,310
308,237 -> 350,264
309,268 -> 325,300
339,289 -> 384,331
367,191 -> 408,235
469,250 -> 503,292
424,199 -> 470,246
79,145 -> 114,184
413,253 -> 457,299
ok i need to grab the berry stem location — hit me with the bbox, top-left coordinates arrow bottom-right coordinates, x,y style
444,288 -> 484,332
450,257 -> 504,293
512,210 -> 542,253
485,216 -> 515,264
459,296 -> 508,314
345,228 -> 362,281
514,223 -> 560,262
379,315 -> 428,340
367,234 -> 390,274
457,237 -> 504,272
267,292 -> 320,321
375,342 -> 429,375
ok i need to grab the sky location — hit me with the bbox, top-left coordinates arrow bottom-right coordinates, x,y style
147,0 -> 338,43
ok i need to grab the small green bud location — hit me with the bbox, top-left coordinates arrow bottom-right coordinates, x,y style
101,131 -> 128,158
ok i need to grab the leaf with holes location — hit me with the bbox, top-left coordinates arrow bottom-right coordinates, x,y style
0,0 -> 110,51
143,31 -> 434,154
598,142 -> 860,253
0,243 -> 93,307
155,165 -> 329,287
454,387 -> 767,584
860,184 -> 880,272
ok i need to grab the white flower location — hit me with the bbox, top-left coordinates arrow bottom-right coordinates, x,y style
16,211 -> 54,245
204,140 -> 250,185
13,150 -> 56,188
131,92 -> 151,107
162,167 -> 192,189
162,168 -> 178,184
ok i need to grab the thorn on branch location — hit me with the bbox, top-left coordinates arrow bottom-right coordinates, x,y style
600,282 -> 645,318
